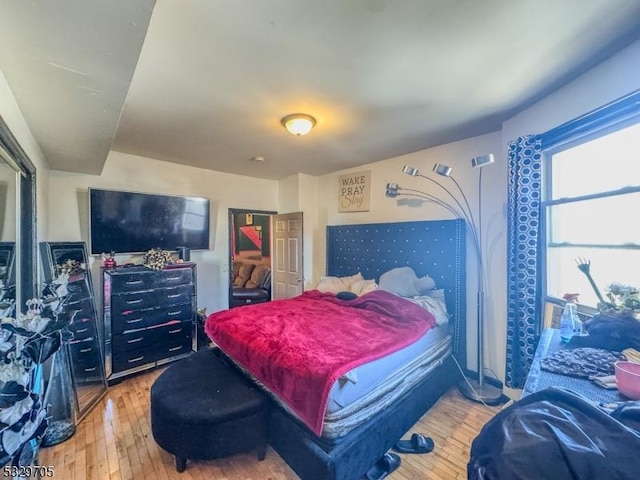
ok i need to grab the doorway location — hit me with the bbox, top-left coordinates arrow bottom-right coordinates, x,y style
228,208 -> 277,308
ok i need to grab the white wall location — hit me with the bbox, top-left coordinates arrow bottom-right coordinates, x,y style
503,40 -> 640,142
47,151 -> 279,315
277,173 -> 320,289
0,68 -> 50,241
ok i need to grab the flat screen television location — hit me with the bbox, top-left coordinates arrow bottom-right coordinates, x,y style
89,188 -> 210,255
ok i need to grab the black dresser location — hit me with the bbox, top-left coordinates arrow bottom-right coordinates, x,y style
103,263 -> 197,384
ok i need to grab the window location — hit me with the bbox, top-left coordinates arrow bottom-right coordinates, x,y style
543,121 -> 640,309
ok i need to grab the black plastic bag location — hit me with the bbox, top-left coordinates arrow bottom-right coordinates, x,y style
468,387 -> 640,480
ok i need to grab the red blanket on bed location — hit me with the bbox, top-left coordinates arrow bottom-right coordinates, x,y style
204,289 -> 436,435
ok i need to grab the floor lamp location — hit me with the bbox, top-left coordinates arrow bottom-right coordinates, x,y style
385,154 -> 503,404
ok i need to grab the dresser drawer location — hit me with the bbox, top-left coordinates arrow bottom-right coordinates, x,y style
156,268 -> 194,287
112,336 -> 192,373
66,296 -> 95,318
68,299 -> 98,341
112,303 -> 193,334
108,270 -> 157,292
69,336 -> 100,359
107,265 -> 195,292
68,337 -> 104,378
68,314 -> 97,341
112,321 -> 191,352
111,285 -> 193,315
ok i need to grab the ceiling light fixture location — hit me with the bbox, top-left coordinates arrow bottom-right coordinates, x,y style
281,113 -> 316,136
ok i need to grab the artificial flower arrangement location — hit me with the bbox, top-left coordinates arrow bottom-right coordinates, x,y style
142,248 -> 176,271
599,282 -> 640,317
0,274 -> 71,468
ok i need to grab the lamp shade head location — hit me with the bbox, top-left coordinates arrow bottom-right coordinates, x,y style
433,163 -> 453,177
402,165 -> 420,176
385,183 -> 400,197
471,154 -> 495,168
281,113 -> 316,136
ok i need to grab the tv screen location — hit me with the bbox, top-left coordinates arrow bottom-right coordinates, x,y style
89,188 -> 210,255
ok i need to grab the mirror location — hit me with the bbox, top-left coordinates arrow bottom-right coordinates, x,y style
0,158 -> 16,316
39,241 -> 108,421
227,208 -> 276,309
0,115 -> 36,316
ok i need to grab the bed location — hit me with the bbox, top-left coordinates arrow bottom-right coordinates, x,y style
206,219 -> 466,480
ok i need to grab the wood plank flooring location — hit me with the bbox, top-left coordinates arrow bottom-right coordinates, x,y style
38,367 -> 501,480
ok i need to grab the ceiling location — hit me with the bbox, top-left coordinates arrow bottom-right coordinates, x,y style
1,1 -> 640,180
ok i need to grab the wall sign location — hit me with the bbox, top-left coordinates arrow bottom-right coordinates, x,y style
338,170 -> 371,212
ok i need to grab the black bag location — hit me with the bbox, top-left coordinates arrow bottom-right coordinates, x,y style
468,387 -> 640,480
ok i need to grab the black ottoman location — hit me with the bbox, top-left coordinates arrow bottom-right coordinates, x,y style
150,348 -> 268,472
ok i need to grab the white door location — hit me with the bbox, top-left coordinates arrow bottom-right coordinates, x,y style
272,212 -> 303,299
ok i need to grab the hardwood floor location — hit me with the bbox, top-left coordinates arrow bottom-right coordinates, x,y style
38,367 -> 501,480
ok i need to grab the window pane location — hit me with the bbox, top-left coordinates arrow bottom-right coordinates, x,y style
547,192 -> 640,246
546,246 -> 640,308
551,122 -> 640,199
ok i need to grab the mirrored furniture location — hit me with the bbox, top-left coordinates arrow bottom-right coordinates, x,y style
39,241 -> 108,422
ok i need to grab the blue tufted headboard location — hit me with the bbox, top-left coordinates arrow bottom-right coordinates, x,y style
326,219 -> 466,365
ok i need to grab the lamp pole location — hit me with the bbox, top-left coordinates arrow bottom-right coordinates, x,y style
395,156 -> 503,404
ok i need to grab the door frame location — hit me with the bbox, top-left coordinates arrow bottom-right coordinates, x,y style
227,208 -> 277,308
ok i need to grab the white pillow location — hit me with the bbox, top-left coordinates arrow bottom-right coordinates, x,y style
316,272 -> 364,293
409,293 -> 449,325
350,279 -> 378,296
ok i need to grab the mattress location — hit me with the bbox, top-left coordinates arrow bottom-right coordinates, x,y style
221,328 -> 452,440
323,332 -> 452,439
326,324 -> 449,413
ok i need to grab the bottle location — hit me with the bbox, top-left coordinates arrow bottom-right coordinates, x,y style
570,303 -> 584,336
560,303 -> 576,343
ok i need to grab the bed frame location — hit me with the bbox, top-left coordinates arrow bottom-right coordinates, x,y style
266,219 -> 467,480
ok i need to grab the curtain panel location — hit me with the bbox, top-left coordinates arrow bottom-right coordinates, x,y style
505,135 -> 542,388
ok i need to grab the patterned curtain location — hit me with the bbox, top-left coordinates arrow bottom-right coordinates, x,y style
505,135 -> 542,388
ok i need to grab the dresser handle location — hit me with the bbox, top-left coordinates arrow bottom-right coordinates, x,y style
168,329 -> 182,334
76,327 -> 88,334
126,298 -> 144,304
80,347 -> 92,353
125,280 -> 143,285
67,300 -> 81,306
165,276 -> 181,281
128,356 -> 144,363
84,367 -> 97,372
127,337 -> 144,344
126,317 -> 143,324
168,346 -> 182,352
168,310 -> 182,316
166,293 -> 181,299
